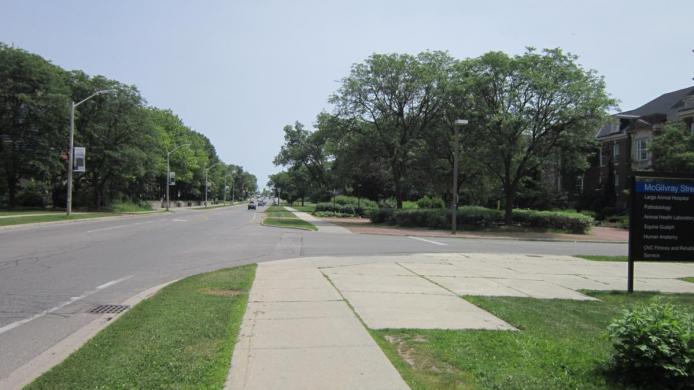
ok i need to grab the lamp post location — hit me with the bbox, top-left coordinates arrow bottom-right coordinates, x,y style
166,143 -> 190,211
204,162 -> 222,207
451,119 -> 468,234
66,89 -> 116,216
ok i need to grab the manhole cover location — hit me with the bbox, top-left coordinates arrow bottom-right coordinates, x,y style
87,304 -> 130,314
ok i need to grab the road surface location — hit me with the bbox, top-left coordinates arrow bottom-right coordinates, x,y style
0,204 -> 626,379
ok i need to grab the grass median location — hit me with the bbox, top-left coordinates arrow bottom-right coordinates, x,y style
0,212 -> 112,226
263,205 -> 317,231
27,265 -> 256,389
372,291 -> 694,389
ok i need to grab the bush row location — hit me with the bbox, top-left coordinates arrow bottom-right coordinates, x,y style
315,202 -> 374,216
368,206 -> 593,234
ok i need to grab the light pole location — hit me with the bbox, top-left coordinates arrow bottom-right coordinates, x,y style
204,162 -> 222,207
66,89 -> 116,216
166,143 -> 190,211
451,119 -> 468,234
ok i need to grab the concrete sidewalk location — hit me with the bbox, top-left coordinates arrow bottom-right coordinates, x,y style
284,207 -> 351,234
226,253 -> 694,389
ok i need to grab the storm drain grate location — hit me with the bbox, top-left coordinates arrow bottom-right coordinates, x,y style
87,304 -> 130,314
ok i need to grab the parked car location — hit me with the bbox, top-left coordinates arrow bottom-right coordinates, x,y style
248,201 -> 256,210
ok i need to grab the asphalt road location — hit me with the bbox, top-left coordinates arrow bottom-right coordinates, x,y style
0,204 -> 627,379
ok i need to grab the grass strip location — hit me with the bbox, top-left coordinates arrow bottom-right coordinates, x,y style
0,213 -> 111,226
575,255 -> 628,262
27,265 -> 256,390
372,291 -> 694,390
263,206 -> 317,231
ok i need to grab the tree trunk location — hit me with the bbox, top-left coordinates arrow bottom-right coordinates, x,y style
504,189 -> 514,225
7,174 -> 17,209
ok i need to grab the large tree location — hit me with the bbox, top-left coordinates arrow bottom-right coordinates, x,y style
0,43 -> 68,207
330,51 -> 454,208
462,48 -> 614,223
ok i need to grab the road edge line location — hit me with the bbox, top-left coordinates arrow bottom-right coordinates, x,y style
0,279 -> 178,390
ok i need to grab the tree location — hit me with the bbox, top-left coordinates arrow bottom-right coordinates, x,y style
330,51 -> 454,208
273,121 -> 330,194
462,48 -> 614,223
651,121 -> 694,173
0,43 -> 69,207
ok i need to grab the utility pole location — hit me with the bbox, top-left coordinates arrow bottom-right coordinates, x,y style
165,143 -> 189,211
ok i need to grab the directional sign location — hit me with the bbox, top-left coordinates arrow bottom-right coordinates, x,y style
169,171 -> 176,185
73,147 -> 86,172
630,175 -> 694,261
628,173 -> 694,291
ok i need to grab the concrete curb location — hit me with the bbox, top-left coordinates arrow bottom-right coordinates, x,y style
347,230 -> 627,244
0,212 -> 167,232
0,279 -> 178,390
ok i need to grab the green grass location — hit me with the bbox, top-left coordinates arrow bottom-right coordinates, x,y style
0,212 -> 111,226
681,277 -> 694,284
372,291 -> 694,390
576,255 -> 628,262
27,265 -> 256,390
263,206 -> 317,231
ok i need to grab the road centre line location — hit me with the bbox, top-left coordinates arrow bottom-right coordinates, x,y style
86,220 -> 156,233
0,275 -> 134,336
408,236 -> 448,246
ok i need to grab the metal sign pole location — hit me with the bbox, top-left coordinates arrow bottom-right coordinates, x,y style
627,175 -> 635,293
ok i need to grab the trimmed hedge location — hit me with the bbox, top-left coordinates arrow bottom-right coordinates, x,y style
416,196 -> 445,209
316,202 -> 374,217
368,206 -> 593,234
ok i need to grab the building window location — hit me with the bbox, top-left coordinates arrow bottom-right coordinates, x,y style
615,174 -> 619,187
613,142 -> 620,164
634,138 -> 650,161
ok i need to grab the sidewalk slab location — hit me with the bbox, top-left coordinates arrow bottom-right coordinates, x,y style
285,207 -> 351,234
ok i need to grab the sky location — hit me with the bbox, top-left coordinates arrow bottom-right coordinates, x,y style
1,0 -> 693,187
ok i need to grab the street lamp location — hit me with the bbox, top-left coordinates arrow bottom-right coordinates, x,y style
166,143 -> 190,211
204,162 -> 222,207
451,119 -> 468,234
66,89 -> 116,216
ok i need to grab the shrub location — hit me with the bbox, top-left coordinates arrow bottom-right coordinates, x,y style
333,195 -> 378,209
417,196 -> 445,209
367,206 -> 593,233
315,202 -> 373,217
607,299 -> 694,387
111,200 -> 153,213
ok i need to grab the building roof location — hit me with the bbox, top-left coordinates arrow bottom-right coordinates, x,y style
596,86 -> 694,139
619,86 -> 694,120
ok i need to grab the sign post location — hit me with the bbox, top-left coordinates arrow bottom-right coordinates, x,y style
628,173 -> 694,292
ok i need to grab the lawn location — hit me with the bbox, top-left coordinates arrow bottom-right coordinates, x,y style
0,212 -> 111,226
27,265 -> 256,390
263,205 -> 317,231
289,202 -> 316,213
372,291 -> 694,390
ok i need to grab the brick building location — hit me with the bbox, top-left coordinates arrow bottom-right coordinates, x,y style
582,86 -> 694,209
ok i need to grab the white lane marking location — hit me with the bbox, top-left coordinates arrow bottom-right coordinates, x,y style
0,275 -> 134,336
251,213 -> 257,223
408,236 -> 448,246
172,219 -> 187,222
87,220 -> 155,233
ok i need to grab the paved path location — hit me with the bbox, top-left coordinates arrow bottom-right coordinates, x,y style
285,207 -> 351,234
226,253 -> 694,389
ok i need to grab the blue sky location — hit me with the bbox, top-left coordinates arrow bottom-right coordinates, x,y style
2,0 -> 693,186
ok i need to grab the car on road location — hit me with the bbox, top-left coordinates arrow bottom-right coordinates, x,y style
248,201 -> 256,210
258,199 -> 266,206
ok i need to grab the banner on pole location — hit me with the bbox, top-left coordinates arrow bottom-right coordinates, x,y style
73,147 -> 86,172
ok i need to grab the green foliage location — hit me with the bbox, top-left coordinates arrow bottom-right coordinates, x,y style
110,200 -> 152,213
315,202 -> 372,217
0,43 -> 254,210
416,195 -> 445,209
652,121 -> 694,173
369,206 -> 594,233
607,299 -> 694,387
333,195 -> 378,208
